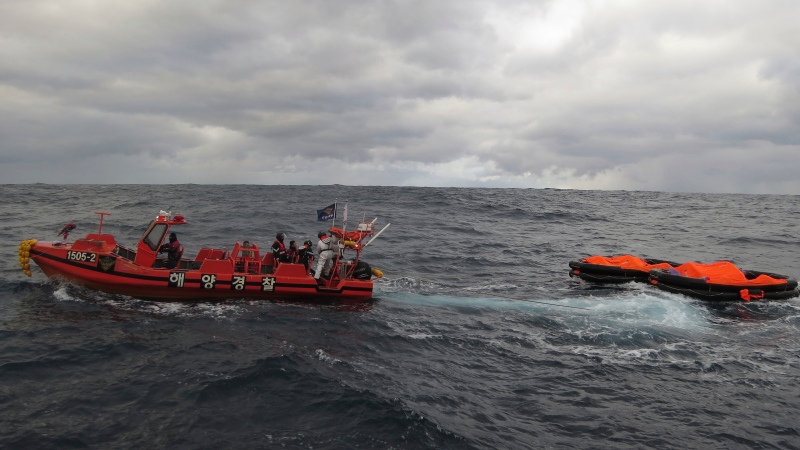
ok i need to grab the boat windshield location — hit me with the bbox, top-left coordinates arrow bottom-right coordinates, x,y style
142,222 -> 168,251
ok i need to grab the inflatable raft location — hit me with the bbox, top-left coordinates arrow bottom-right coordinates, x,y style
648,261 -> 799,302
568,255 -> 681,283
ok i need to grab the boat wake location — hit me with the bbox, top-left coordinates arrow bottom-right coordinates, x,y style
45,281 -> 249,320
373,279 -> 800,379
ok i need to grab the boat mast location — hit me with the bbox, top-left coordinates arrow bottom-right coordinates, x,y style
95,211 -> 111,234
332,198 -> 337,232
342,199 -> 348,232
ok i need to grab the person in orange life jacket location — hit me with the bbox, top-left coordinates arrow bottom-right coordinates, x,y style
298,240 -> 314,272
286,240 -> 299,263
159,232 -> 183,269
272,232 -> 288,263
314,231 -> 339,280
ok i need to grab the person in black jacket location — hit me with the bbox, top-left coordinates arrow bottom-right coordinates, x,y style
272,232 -> 287,263
286,240 -> 298,263
298,240 -> 314,273
159,232 -> 183,269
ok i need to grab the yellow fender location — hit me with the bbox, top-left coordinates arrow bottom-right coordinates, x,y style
371,268 -> 383,278
18,239 -> 37,277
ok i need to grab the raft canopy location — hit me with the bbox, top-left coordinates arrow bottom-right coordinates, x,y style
582,255 -> 677,272
568,254 -> 682,284
667,261 -> 789,286
327,221 -> 377,245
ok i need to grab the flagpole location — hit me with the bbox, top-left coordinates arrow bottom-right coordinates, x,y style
339,199 -> 347,280
332,198 -> 337,231
332,198 -> 339,280
342,199 -> 348,232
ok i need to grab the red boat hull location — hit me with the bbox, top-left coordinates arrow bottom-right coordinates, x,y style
30,242 -> 373,302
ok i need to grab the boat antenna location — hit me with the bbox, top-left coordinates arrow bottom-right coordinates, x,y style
331,198 -> 339,279
94,211 -> 111,234
360,213 -> 367,241
342,199 -> 348,232
340,199 -> 349,279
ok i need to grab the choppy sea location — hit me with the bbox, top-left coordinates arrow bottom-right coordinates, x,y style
1,185 -> 799,449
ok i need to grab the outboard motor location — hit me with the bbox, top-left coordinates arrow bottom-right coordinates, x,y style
353,261 -> 372,280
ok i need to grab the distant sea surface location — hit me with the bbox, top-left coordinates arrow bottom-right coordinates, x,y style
2,185 -> 799,449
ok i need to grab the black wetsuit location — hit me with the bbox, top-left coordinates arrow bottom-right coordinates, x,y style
160,240 -> 183,269
272,239 -> 287,262
298,247 -> 314,271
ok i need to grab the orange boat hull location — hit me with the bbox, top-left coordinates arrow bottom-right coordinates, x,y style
30,242 -> 373,302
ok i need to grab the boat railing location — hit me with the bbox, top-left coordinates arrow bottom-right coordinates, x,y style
232,242 -> 263,274
194,248 -> 228,261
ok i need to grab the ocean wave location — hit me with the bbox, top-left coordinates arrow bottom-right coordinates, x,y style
3,185 -> 800,449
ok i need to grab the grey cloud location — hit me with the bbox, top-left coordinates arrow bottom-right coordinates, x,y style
0,0 -> 798,192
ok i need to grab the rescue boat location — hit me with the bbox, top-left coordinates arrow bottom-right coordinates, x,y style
648,261 -> 799,302
568,255 -> 681,283
18,210 -> 387,302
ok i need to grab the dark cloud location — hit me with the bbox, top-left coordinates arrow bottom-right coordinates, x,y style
0,0 -> 798,193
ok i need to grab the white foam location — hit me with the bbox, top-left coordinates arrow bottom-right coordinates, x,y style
315,348 -> 340,364
374,276 -> 438,293
377,289 -> 742,369
115,300 -> 247,320
408,333 -> 441,340
50,280 -> 248,320
52,284 -> 77,302
566,291 -> 712,331
378,289 -> 710,331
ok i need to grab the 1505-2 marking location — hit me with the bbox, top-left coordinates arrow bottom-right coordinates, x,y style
66,251 -> 96,263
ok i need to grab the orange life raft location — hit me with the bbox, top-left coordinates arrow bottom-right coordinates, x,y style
648,261 -> 799,301
569,255 -> 799,301
568,255 -> 681,283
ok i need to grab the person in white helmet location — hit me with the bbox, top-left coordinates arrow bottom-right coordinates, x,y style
314,231 -> 339,280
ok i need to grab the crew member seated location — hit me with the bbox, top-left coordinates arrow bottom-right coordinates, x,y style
241,240 -> 254,258
159,232 -> 184,269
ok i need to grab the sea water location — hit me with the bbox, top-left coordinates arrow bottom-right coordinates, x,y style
1,185 -> 799,449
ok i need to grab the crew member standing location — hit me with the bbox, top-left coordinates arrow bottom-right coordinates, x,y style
314,231 -> 339,281
286,240 -> 299,263
272,232 -> 287,264
298,240 -> 314,273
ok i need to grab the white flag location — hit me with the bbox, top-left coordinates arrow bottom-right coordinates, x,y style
343,202 -> 348,223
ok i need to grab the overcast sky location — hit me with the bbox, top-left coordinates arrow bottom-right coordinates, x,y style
1,0 -> 798,193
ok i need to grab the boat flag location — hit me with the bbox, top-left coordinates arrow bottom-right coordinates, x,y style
317,203 -> 336,221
